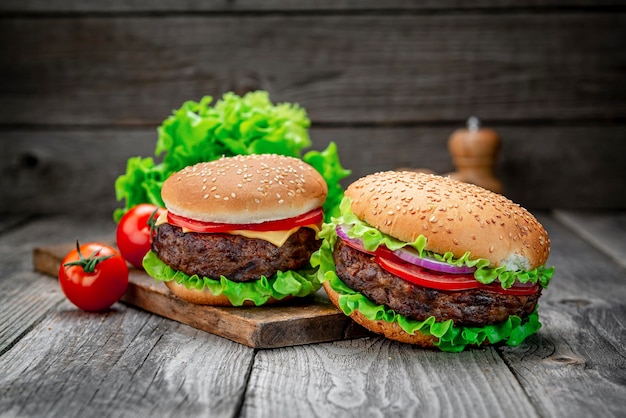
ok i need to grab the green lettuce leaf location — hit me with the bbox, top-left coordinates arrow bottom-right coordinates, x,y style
303,142 -> 352,220
310,220 -> 544,352
114,91 -> 350,222
331,196 -> 554,290
143,250 -> 321,307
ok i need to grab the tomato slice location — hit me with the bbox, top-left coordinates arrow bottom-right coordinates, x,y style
167,208 -> 324,233
375,253 -> 539,296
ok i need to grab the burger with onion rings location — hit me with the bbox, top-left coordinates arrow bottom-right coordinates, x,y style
312,171 -> 554,352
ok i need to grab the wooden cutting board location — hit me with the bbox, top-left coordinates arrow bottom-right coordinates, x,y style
33,243 -> 370,349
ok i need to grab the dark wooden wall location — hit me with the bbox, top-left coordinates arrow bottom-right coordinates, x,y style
1,1 -> 625,216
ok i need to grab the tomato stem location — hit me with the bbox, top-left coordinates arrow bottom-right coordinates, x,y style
148,208 -> 160,237
63,240 -> 114,273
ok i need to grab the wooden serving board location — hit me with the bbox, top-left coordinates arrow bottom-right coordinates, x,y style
33,243 -> 370,349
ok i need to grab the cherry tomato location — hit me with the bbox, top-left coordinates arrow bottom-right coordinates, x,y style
376,253 -> 539,296
58,241 -> 129,311
116,204 -> 165,269
167,207 -> 324,233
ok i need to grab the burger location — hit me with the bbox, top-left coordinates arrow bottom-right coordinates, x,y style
142,154 -> 328,306
312,171 -> 554,352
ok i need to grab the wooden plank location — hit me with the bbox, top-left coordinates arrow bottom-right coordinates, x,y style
0,299 -> 253,417
553,210 -> 626,269
1,0 -> 620,13
243,338 -> 538,417
34,242 -> 370,349
0,216 -> 116,355
3,125 -> 625,218
0,14 -> 624,125
496,214 -> 626,418
0,271 -> 63,355
0,130 -> 155,216
0,215 -> 29,235
313,125 -> 626,210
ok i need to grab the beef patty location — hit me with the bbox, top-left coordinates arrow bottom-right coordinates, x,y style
333,239 -> 540,327
153,223 -> 321,282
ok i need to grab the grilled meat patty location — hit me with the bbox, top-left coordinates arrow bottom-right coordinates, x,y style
333,239 -> 540,327
153,223 -> 320,282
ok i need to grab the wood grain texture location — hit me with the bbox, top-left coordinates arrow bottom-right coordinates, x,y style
0,216 -> 115,355
2,212 -> 626,416
0,216 -> 253,417
497,214 -> 626,418
2,125 -> 625,218
0,130 -> 156,216
243,338 -> 538,417
33,242 -> 370,348
313,125 -> 626,209
0,271 -> 62,355
0,300 -> 254,418
0,13 -> 624,125
553,210 -> 626,269
1,5 -> 624,214
1,0 -> 621,13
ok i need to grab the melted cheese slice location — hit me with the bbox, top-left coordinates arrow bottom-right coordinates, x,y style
155,210 -> 321,247
229,227 -> 302,247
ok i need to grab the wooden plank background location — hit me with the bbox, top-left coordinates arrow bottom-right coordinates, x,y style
1,1 -> 625,215
2,211 -> 626,416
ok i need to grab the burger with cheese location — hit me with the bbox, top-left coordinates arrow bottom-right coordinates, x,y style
143,154 -> 328,306
312,171 -> 554,352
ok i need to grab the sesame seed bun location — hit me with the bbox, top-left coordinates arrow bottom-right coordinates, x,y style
345,171 -> 550,271
161,154 -> 328,224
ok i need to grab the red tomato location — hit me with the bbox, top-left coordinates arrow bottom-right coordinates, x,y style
116,204 -> 165,269
376,254 -> 539,296
167,207 -> 324,233
58,242 -> 129,311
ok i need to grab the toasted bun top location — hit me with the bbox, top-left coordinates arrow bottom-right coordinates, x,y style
344,171 -> 550,271
162,154 -> 328,224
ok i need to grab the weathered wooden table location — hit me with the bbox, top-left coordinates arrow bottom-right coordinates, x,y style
1,210 -> 625,417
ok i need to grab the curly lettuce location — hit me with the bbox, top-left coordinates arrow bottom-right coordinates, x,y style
333,196 -> 554,290
143,250 -> 320,307
311,223 -> 543,352
114,91 -> 350,222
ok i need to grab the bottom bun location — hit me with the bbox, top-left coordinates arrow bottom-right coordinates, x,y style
165,280 -> 289,307
323,281 -> 439,347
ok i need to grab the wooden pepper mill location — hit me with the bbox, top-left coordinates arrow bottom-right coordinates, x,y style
446,117 -> 503,194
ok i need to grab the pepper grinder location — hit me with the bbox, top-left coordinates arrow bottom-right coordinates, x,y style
446,116 -> 503,194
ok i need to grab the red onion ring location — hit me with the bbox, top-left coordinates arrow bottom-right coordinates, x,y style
336,224 -> 376,254
336,224 -> 476,275
392,247 -> 476,275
